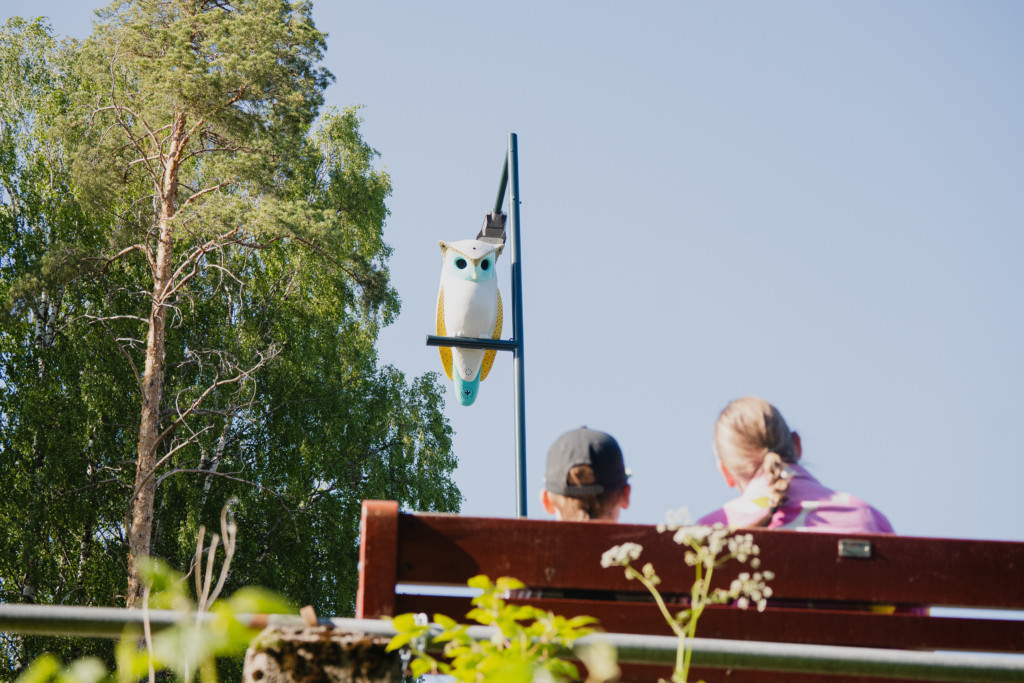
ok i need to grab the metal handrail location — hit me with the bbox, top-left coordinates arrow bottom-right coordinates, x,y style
2,604 -> 1022,681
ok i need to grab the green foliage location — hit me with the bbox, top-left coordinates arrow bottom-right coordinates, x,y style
14,557 -> 294,683
1,3 -> 460,673
602,515 -> 774,683
1,15 -> 129,671
388,575 -> 613,683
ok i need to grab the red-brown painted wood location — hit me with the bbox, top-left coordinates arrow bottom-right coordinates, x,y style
633,664 -> 929,683
355,500 -> 399,618
356,501 -> 1024,680
390,512 -> 1024,608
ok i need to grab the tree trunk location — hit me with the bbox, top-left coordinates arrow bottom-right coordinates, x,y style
127,113 -> 186,607
199,416 -> 232,511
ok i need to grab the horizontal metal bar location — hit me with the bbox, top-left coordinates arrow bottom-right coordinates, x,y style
3,606 -> 1023,681
0,604 -> 191,638
425,335 -> 518,351
601,633 -> 1024,682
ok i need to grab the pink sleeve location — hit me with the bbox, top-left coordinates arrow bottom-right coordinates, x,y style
871,508 -> 896,534
697,508 -> 729,526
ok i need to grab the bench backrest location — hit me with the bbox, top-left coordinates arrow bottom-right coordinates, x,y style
356,500 -> 1024,681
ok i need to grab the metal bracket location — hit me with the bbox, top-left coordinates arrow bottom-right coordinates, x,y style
476,211 -> 507,248
837,539 -> 872,559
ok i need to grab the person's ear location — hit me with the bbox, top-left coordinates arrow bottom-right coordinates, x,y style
618,484 -> 631,511
717,458 -> 737,489
540,489 -> 557,515
792,431 -> 802,459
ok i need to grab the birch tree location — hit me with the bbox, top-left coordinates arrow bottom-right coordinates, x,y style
2,2 -> 459,652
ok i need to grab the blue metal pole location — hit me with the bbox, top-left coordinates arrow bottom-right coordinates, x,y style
507,133 -> 527,518
493,151 -> 509,215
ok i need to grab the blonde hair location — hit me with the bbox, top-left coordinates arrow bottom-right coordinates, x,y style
547,465 -> 626,521
714,397 -> 799,527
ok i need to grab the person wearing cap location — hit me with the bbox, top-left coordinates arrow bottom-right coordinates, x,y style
507,427 -> 634,601
541,427 -> 631,521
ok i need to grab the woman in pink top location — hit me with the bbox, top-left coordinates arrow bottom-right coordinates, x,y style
698,396 -> 894,533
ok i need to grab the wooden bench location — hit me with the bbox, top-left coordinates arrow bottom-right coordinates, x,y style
356,500 -> 1024,682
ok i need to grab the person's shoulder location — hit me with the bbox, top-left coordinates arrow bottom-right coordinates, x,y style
867,505 -> 896,533
840,493 -> 896,533
698,494 -> 764,527
696,507 -> 729,526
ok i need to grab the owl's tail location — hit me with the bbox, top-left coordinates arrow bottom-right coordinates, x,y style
453,371 -> 480,406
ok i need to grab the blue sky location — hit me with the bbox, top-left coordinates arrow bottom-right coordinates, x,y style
20,1 -> 1024,543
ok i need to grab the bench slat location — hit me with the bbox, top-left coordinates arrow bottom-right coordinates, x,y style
390,512 -> 1024,608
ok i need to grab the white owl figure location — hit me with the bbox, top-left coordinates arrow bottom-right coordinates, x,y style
436,239 -> 503,406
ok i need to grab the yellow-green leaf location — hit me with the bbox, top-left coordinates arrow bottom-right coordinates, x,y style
13,654 -> 60,683
391,613 -> 417,632
409,658 -> 434,677
467,575 -> 492,590
226,586 -> 295,615
385,633 -> 412,652
494,576 -> 525,592
465,608 -> 493,625
434,613 -> 458,629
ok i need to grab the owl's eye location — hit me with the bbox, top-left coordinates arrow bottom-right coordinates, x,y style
480,259 -> 490,271
455,258 -> 467,269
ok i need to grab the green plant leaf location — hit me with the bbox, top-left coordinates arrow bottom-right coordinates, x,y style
62,658 -> 108,683
206,603 -> 263,655
566,615 -> 598,629
226,586 -> 296,615
494,576 -> 525,592
465,608 -> 494,625
467,575 -> 492,590
14,654 -> 60,683
547,657 -> 581,680
137,557 -> 184,594
114,634 -> 152,682
435,613 -> 458,629
409,658 -> 434,677
391,613 -> 417,632
385,632 -> 412,652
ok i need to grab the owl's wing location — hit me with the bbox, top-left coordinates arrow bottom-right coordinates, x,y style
480,288 -> 502,381
436,286 -> 453,380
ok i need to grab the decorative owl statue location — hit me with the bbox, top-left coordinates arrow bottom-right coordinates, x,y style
436,239 -> 504,406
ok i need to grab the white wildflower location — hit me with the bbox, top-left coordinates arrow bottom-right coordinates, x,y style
707,529 -> 728,556
601,542 -> 643,568
673,525 -> 709,546
641,563 -> 661,585
725,569 -> 774,613
661,507 -> 692,531
727,533 -> 758,563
